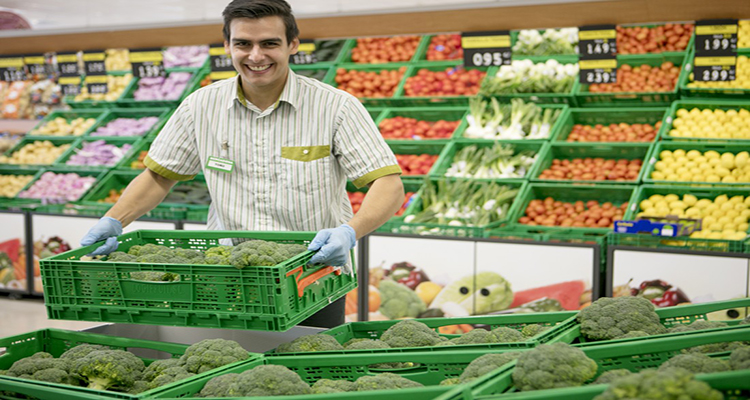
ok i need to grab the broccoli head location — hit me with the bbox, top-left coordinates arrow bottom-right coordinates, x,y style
135,254 -> 173,264
127,380 -> 151,394
615,330 -> 650,339
354,373 -> 423,391
172,248 -> 206,263
730,346 -> 750,370
450,329 -> 496,345
59,344 -> 110,360
491,327 -> 526,343
684,341 -> 747,354
129,271 -> 179,282
198,373 -> 241,397
439,377 -> 462,386
377,280 -> 426,319
72,349 -> 145,391
127,244 -> 166,257
311,379 -> 357,394
204,246 -> 232,265
380,320 -> 443,348
106,252 -> 136,262
142,358 -> 182,382
593,369 -> 633,384
659,353 -> 731,374
228,365 -> 312,396
459,352 -> 521,383
6,353 -> 75,385
667,320 -> 728,335
275,334 -> 344,353
149,366 -> 194,389
512,343 -> 597,391
343,339 -> 390,350
578,297 -> 666,340
592,368 -> 723,400
179,338 -> 249,374
521,324 -> 549,338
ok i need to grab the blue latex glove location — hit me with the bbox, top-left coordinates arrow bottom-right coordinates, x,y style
80,217 -> 123,256
308,224 -> 356,268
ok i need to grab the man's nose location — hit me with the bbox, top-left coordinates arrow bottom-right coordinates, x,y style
248,46 -> 263,62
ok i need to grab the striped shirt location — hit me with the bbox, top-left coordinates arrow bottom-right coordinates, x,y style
144,70 -> 401,233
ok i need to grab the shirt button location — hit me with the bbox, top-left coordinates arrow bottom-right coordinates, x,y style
303,149 -> 309,155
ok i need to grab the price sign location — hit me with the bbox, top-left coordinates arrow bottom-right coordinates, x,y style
130,48 -> 165,78
56,52 -> 80,77
579,58 -> 618,84
24,54 -> 47,78
59,76 -> 82,96
461,31 -> 512,67
84,74 -> 108,94
695,19 -> 738,55
209,43 -> 237,82
694,55 -> 736,82
290,39 -> 318,65
0,55 -> 25,82
83,50 -> 107,75
578,25 -> 617,58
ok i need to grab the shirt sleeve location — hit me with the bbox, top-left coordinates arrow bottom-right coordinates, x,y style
333,97 -> 402,188
143,97 -> 201,181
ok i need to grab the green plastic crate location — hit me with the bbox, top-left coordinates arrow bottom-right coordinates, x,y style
184,206 -> 209,223
388,141 -> 446,179
86,107 -> 172,139
0,166 -> 45,200
530,143 -> 653,184
642,141 -> 750,186
394,61 -> 493,106
116,70 -> 197,109
615,22 -> 694,57
117,138 -> 152,170
508,183 -> 638,235
330,63 -> 410,107
376,106 -> 469,143
552,107 -> 667,143
266,312 -> 578,356
0,328 -> 260,400
26,109 -> 109,140
481,59 -> 580,106
509,29 -> 579,60
430,140 -> 547,180
659,99 -> 750,142
414,33 -> 463,62
338,35 -> 427,65
288,39 -> 349,68
1,137 -> 80,168
680,47 -> 750,99
575,53 -> 688,107
386,179 -> 527,237
41,230 -> 357,331
33,202 -> 188,222
53,136 -> 142,170
63,74 -> 137,109
454,104 -> 569,142
611,184 -> 750,253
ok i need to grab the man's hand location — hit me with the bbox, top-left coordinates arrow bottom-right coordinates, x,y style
80,217 -> 123,256
308,224 -> 356,269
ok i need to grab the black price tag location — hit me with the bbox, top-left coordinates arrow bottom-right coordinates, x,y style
85,75 -> 108,94
209,43 -> 236,82
579,59 -> 618,84
130,48 -> 165,78
83,50 -> 107,76
24,54 -> 47,78
56,52 -> 80,77
0,55 -> 25,82
694,55 -> 736,81
461,31 -> 512,67
695,19 -> 738,55
59,76 -> 82,96
290,39 -> 318,65
578,25 -> 617,58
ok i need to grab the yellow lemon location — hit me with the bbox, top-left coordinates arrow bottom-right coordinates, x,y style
643,207 -> 658,216
720,157 -> 736,170
703,216 -> 717,226
726,210 -> 740,219
733,215 -> 747,224
685,207 -> 701,217
664,194 -> 679,203
730,195 -> 744,204
738,222 -> 749,231
651,171 -> 666,180
654,161 -> 668,171
695,199 -> 712,209
722,176 -> 737,183
686,150 -> 701,160
707,231 -> 723,239
718,216 -> 732,225
705,150 -> 721,159
706,175 -> 721,183
742,209 -> 750,218
639,200 -> 654,210
672,149 -> 686,158
736,203 -> 748,212
721,201 -> 735,211
659,150 -> 673,159
666,174 -> 679,181
715,194 -> 729,204
682,194 -> 698,206
732,232 -> 748,240
705,203 -> 720,214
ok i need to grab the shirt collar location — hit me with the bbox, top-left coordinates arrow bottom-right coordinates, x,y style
229,69 -> 300,111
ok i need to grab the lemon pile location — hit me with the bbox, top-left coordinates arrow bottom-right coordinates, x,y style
668,107 -> 750,139
651,149 -> 750,183
739,20 -> 750,48
687,55 -> 750,89
637,194 -> 750,240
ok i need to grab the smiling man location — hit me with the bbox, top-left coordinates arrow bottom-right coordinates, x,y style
80,0 -> 404,328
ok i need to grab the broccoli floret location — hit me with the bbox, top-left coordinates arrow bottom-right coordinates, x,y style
343,339 -> 390,350
521,324 -> 549,338
60,344 -> 110,360
659,353 -> 731,374
684,341 -> 747,354
198,373 -> 241,397
142,358 -> 182,382
229,248 -> 260,269
730,346 -> 750,370
451,329 -> 496,345
512,343 -> 597,391
615,330 -> 650,339
355,373 -> 423,391
129,271 -> 179,281
578,297 -> 667,340
6,352 -> 74,385
491,327 -> 526,343
149,366 -> 194,389
459,352 -> 521,383
229,365 -> 312,396
172,248 -> 206,263
435,340 -> 457,346
593,369 -> 633,384
106,252 -> 136,262
311,379 -> 357,393
668,320 -> 728,333
593,368 -> 723,400
256,255 -> 277,266
439,377 -> 462,386
136,254 -> 173,264
282,243 -> 307,258
179,339 -> 249,374
204,246 -> 232,265
128,244 -> 168,257
127,380 -> 151,394
72,349 -> 145,391
380,320 -> 443,348
275,334 -> 344,353
377,280 -> 426,319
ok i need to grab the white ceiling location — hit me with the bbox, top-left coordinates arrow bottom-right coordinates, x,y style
0,0 -> 598,36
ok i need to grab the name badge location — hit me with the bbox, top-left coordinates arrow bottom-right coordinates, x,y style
206,156 -> 234,173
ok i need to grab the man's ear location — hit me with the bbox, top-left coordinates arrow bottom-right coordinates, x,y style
289,37 -> 300,55
224,40 -> 230,55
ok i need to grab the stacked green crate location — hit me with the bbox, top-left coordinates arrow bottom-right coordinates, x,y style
376,106 -> 469,143
551,107 -> 667,143
396,61 -> 495,106
642,141 -> 750,186
658,100 -> 750,142
0,137 -> 81,169
453,103 -> 568,142
87,107 -> 172,139
531,142 -> 654,184
679,47 -> 750,99
328,62 -> 410,107
388,141 -> 446,179
430,140 -> 547,181
26,109 -> 109,139
54,136 -> 143,171
63,73 -> 137,109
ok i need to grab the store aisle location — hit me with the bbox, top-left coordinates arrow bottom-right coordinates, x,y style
0,297 -> 101,337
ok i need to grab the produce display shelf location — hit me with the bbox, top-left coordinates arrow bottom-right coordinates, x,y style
658,99 -> 750,142
0,328 -> 261,400
413,33 -> 463,63
614,22 -> 694,58
551,107 -> 668,143
484,64 -> 580,106
530,142 -> 654,185
53,136 -> 142,171
41,230 -> 357,331
679,47 -> 750,99
613,184 -> 750,253
387,140 -> 447,179
16,167 -> 108,203
24,109 -> 110,140
266,312 -> 578,356
329,62 -> 411,107
508,183 -> 638,235
62,74 -> 137,109
509,29 -> 579,63
642,141 -> 750,187
115,70 -> 200,109
0,136 -> 82,169
86,107 -> 173,139
376,106 -> 470,143
0,166 -> 46,201
430,139 -> 547,181
393,61 -> 495,106
574,53 -> 688,107
337,35 -> 428,65
453,103 -> 569,142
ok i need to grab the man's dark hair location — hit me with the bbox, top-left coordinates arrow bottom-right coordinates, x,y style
222,0 -> 299,44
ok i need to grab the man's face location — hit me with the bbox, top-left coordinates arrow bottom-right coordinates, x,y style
225,16 -> 298,91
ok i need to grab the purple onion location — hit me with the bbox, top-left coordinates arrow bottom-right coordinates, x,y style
90,117 -> 159,137
18,172 -> 97,203
66,140 -> 133,166
163,45 -> 209,68
134,72 -> 192,101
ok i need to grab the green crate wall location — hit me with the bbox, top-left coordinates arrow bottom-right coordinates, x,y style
479,59 -> 580,106
530,142 -> 653,184
430,140 -> 547,180
15,167 -> 107,204
376,106 -> 470,143
328,63 -> 410,107
509,29 -> 580,61
395,61 -> 495,106
26,109 -> 110,140
1,137 -> 81,168
290,38 -> 350,67
615,22 -> 694,58
388,140 -> 447,179
413,34 -> 463,62
86,107 -> 172,139
679,47 -> 750,99
0,166 -> 46,200
337,35 -> 428,65
552,107 -> 667,142
454,103 -> 568,142
63,74 -> 137,109
659,99 -> 750,142
116,70 -> 201,109
117,138 -> 152,170
53,136 -> 142,170
642,141 -> 750,187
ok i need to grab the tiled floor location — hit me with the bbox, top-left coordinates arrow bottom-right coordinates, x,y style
0,296 -> 101,337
